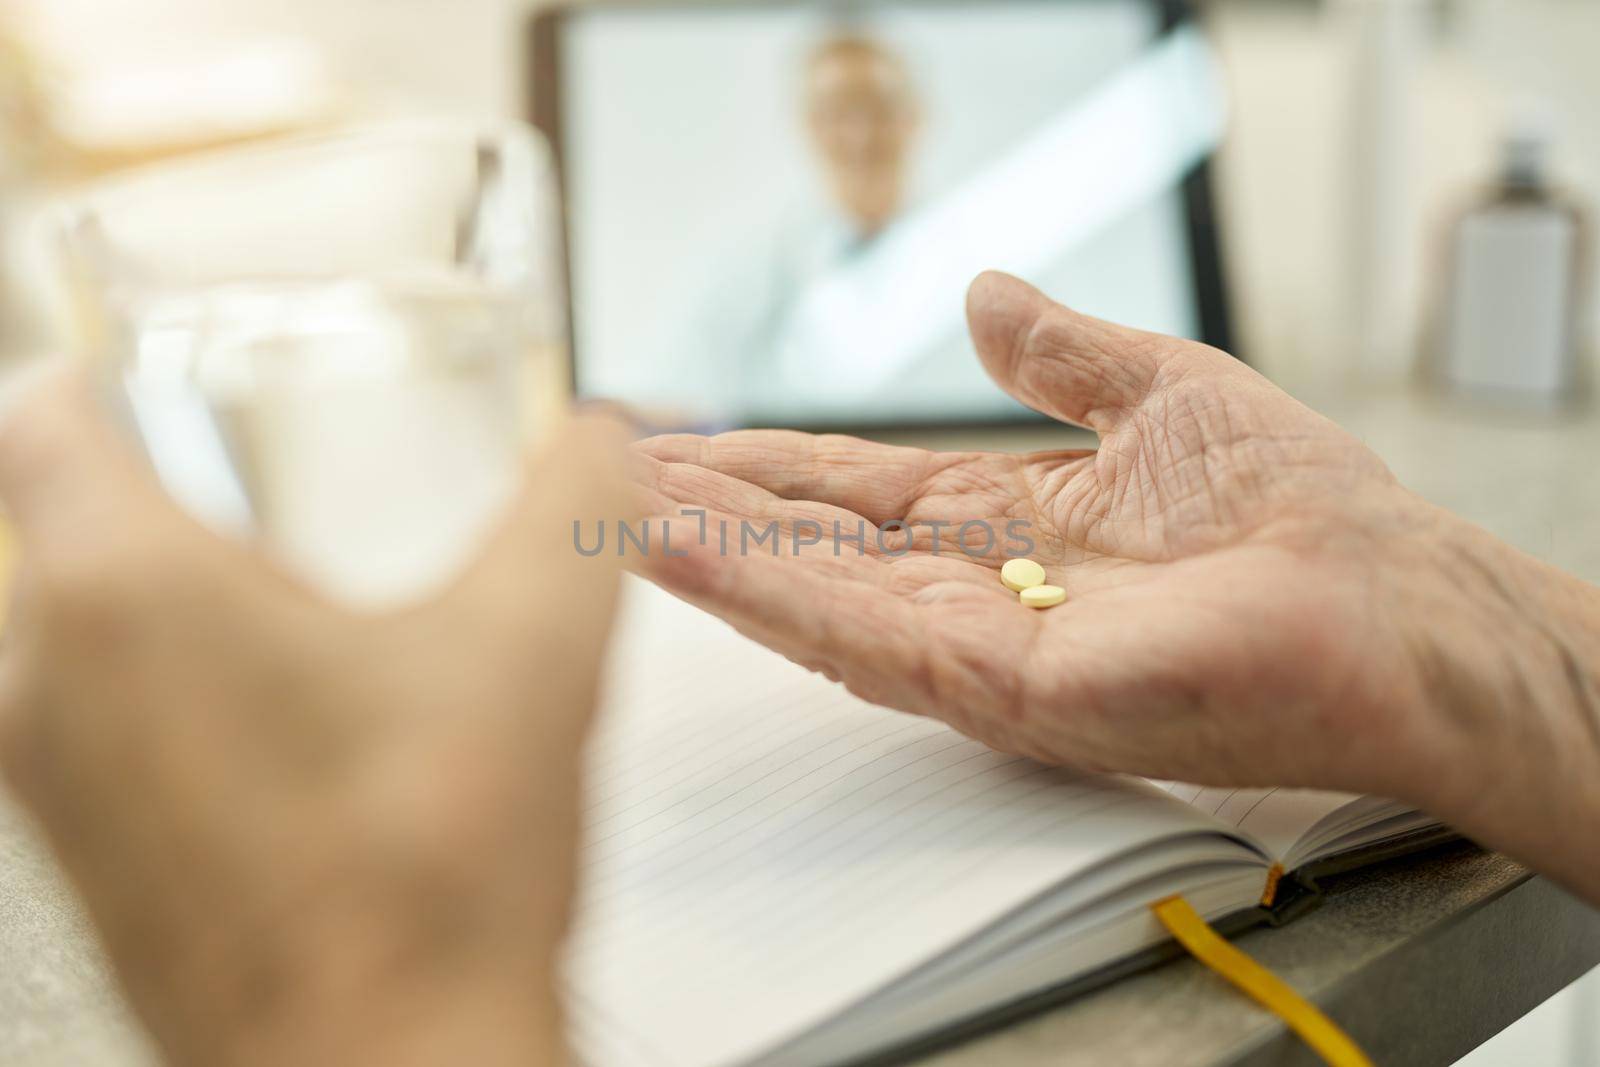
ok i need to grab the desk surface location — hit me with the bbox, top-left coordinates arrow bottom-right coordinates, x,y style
3,386 -> 1600,1066
921,843 -> 1600,1067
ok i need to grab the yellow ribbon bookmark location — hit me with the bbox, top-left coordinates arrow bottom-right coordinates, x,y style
1152,895 -> 1374,1067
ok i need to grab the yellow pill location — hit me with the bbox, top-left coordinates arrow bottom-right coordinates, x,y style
1020,585 -> 1067,610
1001,558 -> 1048,593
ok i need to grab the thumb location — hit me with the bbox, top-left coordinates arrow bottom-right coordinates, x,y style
0,365 -> 178,565
0,366 -> 184,797
966,271 -> 1227,433
445,411 -> 639,670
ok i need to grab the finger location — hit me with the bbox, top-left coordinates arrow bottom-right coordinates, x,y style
0,366 -> 179,559
457,411 -> 637,609
0,365 -> 212,717
648,528 -> 936,706
642,489 -> 1002,599
648,529 -> 1040,749
445,412 -> 639,728
0,367 -> 322,624
966,271 -> 1229,434
636,451 -> 905,556
638,440 -> 1079,566
0,369 -> 234,802
639,452 -> 1043,580
638,431 -> 935,528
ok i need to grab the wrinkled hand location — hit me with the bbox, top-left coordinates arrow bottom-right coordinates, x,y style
638,273 -> 1600,898
0,372 -> 631,1067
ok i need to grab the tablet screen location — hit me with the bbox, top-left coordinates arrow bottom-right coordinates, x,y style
554,1 -> 1227,428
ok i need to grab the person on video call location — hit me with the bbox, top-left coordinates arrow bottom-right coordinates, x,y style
2,271 -> 1598,1065
660,32 -> 1003,423
661,32 -> 919,421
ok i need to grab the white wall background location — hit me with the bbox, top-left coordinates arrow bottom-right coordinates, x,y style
1209,0 -> 1600,393
8,0 -> 527,120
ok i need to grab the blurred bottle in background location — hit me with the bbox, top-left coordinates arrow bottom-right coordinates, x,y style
1435,107 -> 1590,408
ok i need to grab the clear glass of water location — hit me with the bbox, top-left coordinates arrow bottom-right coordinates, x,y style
54,121 -> 567,606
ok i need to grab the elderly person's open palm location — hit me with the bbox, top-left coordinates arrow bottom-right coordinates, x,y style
637,272 -> 1600,899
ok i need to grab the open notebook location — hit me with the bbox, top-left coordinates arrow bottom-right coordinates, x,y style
567,581 -> 1450,1067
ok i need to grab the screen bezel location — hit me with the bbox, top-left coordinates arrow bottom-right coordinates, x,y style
527,0 -> 1237,434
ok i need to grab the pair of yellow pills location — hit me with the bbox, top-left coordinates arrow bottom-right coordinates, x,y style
1000,559 -> 1066,609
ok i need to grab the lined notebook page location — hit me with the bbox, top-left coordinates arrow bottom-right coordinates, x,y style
1154,784 -> 1367,861
566,583 -> 1242,1067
